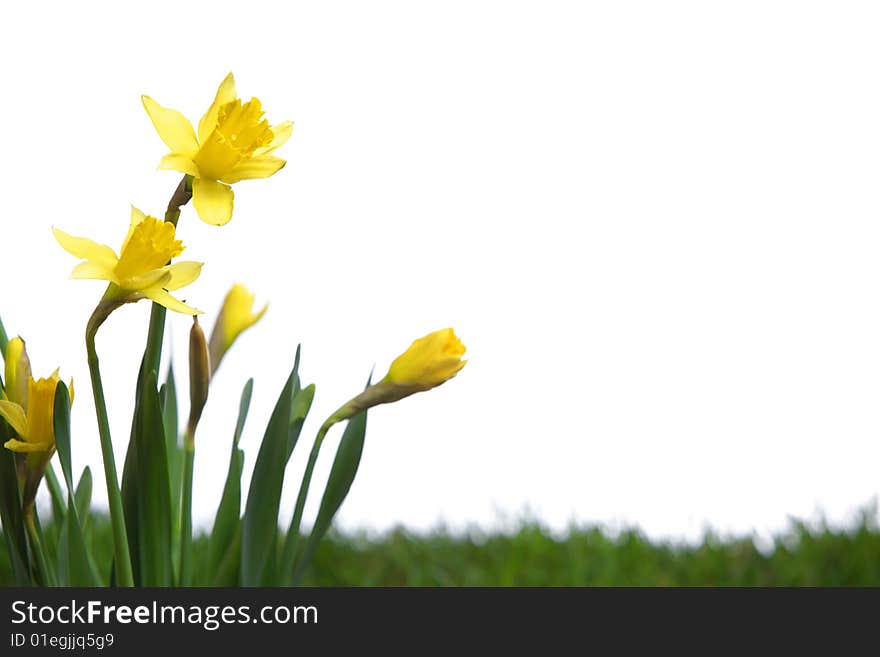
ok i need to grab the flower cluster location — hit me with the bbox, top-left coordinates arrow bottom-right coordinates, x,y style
0,73 -> 466,588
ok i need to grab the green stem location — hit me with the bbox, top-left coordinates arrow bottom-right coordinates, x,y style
141,176 -> 193,380
280,419 -> 336,581
24,510 -> 55,586
179,434 -> 195,586
86,316 -> 134,587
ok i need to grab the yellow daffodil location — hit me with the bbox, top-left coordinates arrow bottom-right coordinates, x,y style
142,73 -> 293,226
328,328 -> 467,422
0,339 -> 72,511
208,283 -> 268,372
54,206 -> 203,315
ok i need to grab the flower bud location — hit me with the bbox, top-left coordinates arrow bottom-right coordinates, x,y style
328,328 -> 467,424
208,284 -> 267,374
187,317 -> 211,441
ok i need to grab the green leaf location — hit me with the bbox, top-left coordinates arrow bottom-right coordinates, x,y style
53,383 -> 98,586
160,364 -> 183,580
0,422 -> 30,585
121,367 -> 173,586
55,466 -> 97,586
74,467 -> 93,529
292,405 -> 369,584
44,466 -> 67,525
241,352 -> 299,586
0,313 -> 8,355
209,379 -> 253,581
287,383 -> 315,462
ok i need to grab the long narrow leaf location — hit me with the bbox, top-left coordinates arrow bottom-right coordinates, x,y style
53,383 -> 98,586
287,383 -> 315,462
0,422 -> 30,585
160,365 -> 183,580
209,379 -> 253,579
292,405 -> 369,584
241,351 -> 299,586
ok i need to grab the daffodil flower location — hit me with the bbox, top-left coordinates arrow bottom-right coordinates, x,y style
208,283 -> 268,372
0,338 -> 72,511
328,328 -> 467,421
142,73 -> 293,226
0,372 -> 73,456
54,207 -> 203,315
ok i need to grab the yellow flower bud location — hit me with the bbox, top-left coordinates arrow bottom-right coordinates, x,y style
187,317 -> 211,441
208,283 -> 267,373
327,328 -> 467,423
4,337 -> 31,407
385,328 -> 467,391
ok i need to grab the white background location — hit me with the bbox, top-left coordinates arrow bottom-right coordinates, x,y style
2,1 -> 880,543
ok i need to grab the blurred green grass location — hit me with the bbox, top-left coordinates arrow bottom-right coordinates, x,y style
3,506 -> 879,585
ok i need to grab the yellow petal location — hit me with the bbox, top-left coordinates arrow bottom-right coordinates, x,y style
4,438 -> 52,454
192,178 -> 234,226
221,156 -> 286,184
121,205 -> 148,254
123,269 -> 171,293
70,261 -> 115,282
158,153 -> 200,177
0,400 -> 28,438
142,288 -> 201,315
255,121 -> 294,156
142,95 -> 199,157
198,72 -> 237,144
53,228 -> 118,269
161,261 -> 203,291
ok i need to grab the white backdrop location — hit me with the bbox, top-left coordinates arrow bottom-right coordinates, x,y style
3,1 -> 880,542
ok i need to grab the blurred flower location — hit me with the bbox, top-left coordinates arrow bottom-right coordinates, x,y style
328,328 -> 467,423
0,341 -> 72,511
54,206 -> 203,315
208,283 -> 267,373
142,73 -> 293,226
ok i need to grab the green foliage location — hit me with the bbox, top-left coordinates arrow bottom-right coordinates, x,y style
4,509 -> 880,586
293,407 -> 368,584
121,369 -> 173,585
241,360 -> 298,585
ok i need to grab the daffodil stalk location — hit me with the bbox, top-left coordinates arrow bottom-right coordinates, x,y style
24,511 -> 55,586
141,175 -> 193,380
282,329 -> 467,577
57,206 -> 203,588
85,311 -> 135,587
180,317 -> 210,587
